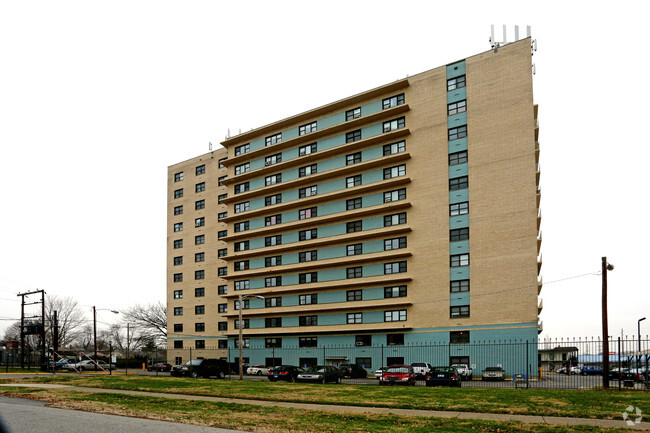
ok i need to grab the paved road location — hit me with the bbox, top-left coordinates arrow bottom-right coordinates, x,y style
0,396 -> 248,433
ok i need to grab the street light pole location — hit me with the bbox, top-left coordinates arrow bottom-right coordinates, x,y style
639,317 -> 646,372
601,257 -> 614,390
92,307 -> 119,371
238,294 -> 264,380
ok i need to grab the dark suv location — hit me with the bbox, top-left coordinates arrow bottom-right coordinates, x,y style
338,364 -> 369,379
170,359 -> 229,379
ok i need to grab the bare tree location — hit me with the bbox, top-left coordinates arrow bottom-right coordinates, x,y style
45,296 -> 86,347
121,302 -> 167,348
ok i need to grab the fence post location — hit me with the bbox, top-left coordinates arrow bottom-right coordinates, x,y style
618,337 -> 621,391
526,340 -> 530,389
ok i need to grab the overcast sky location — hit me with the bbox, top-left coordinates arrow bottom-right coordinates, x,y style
0,1 -> 648,342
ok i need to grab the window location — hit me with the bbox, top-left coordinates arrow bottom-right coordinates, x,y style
218,341 -> 227,350
174,188 -> 183,199
173,273 -> 183,282
387,334 -> 404,346
218,193 -> 227,203
234,163 -> 250,175
195,182 -> 205,193
234,182 -> 250,194
298,250 -> 317,262
234,221 -> 249,232
355,335 -> 371,347
299,272 -> 317,284
173,256 -> 183,266
218,212 -> 227,220
299,337 -> 317,347
265,153 -> 282,166
347,313 -> 362,324
265,317 -> 282,328
218,176 -> 227,186
217,285 -> 227,295
449,176 -> 468,191
174,205 -> 183,215
447,75 -> 466,91
234,202 -> 250,213
234,241 -> 249,252
265,133 -> 282,146
299,121 -> 317,135
195,217 -> 205,227
265,256 -> 282,267
265,173 -> 282,186
218,321 -> 227,331
265,276 -> 282,287
217,249 -> 226,258
346,197 -> 362,210
347,244 -> 362,256
384,285 -> 407,298
383,188 -> 406,203
195,234 -> 205,245
346,175 -> 361,188
265,194 -> 282,206
217,267 -> 227,276
173,239 -> 183,249
383,140 -> 406,156
298,143 -> 317,156
195,200 -> 204,210
234,143 -> 249,156
449,151 -> 468,166
195,287 -> 205,297
346,220 -> 362,233
173,290 -> 183,299
218,230 -> 227,238
196,252 -> 205,262
174,324 -> 183,332
174,340 -> 183,349
448,100 -> 466,115
299,164 -> 317,177
382,93 -> 404,109
265,338 -> 282,348
265,235 -> 282,246
234,319 -> 249,330
450,330 -> 470,344
234,338 -> 249,348
384,309 -> 407,322
346,152 -> 361,165
234,299 -> 249,310
450,202 -> 469,216
383,117 -> 405,133
299,315 -> 318,326
173,307 -> 183,316
234,260 -> 249,271
450,228 -> 469,241
299,185 -> 318,198
346,107 -> 361,121
299,207 -> 317,219
450,279 -> 470,293
265,297 -> 282,307
384,261 -> 407,274
195,270 -> 205,280
218,303 -> 227,313
195,323 -> 205,332
383,164 -> 406,179
384,237 -> 407,250
174,172 -> 184,182
448,125 -> 467,140
265,214 -> 282,226
347,267 -> 362,279
451,305 -> 470,318
384,212 -> 407,227
450,254 -> 469,267
234,280 -> 250,291
299,294 -> 318,305
174,222 -> 183,232
346,130 -> 361,143
346,290 -> 362,301
299,229 -> 317,241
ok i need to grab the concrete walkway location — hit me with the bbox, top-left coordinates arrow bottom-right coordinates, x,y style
1,383 -> 648,431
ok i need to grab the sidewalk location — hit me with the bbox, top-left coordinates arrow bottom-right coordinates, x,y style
2,383 -> 649,431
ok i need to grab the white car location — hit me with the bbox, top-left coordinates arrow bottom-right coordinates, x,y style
65,360 -> 114,371
451,364 -> 473,380
246,365 -> 270,376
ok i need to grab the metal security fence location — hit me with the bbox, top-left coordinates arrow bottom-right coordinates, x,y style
166,336 -> 649,390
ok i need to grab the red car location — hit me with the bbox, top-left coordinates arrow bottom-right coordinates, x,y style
378,365 -> 416,386
147,362 -> 172,372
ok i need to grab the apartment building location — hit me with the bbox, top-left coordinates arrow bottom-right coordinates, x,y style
167,38 -> 542,371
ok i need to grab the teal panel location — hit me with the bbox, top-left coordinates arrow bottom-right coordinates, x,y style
284,128 -> 299,141
450,292 -> 470,306
446,61 -> 466,78
283,231 -> 299,243
449,162 -> 468,178
363,123 -> 383,138
319,246 -> 345,260
450,240 -> 469,254
364,100 -> 383,115
320,291 -> 344,303
363,193 -> 385,207
318,268 -> 346,281
249,318 -> 264,329
320,155 -> 345,171
449,188 -> 468,205
448,137 -> 468,153
320,313 -> 345,326
283,316 -> 298,327
364,146 -> 384,160
447,87 -> 466,104
249,257 -> 264,269
450,266 -> 469,280
447,113 -> 467,128
364,216 -> 385,231
363,287 -> 386,300
282,295 -> 298,307
318,112 -> 345,129
449,214 -> 469,230
363,310 -> 384,323
365,263 -> 385,277
317,134 -> 345,152
319,201 -> 346,215
248,137 -> 266,153
364,240 -> 385,254
363,169 -> 384,184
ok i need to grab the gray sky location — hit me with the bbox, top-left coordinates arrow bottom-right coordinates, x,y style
0,1 -> 648,341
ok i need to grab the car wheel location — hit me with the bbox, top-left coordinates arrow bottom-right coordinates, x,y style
191,371 -> 199,379
257,371 -> 262,376
290,376 -> 296,383
321,377 -> 326,384
218,371 -> 225,379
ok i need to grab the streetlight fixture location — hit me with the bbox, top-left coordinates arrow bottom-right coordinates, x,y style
93,306 -> 119,370
639,317 -> 646,372
238,294 -> 264,380
601,257 -> 614,389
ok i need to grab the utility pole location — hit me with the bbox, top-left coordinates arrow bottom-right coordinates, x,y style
53,310 -> 59,362
602,257 -> 614,390
93,306 -> 97,370
17,289 -> 46,369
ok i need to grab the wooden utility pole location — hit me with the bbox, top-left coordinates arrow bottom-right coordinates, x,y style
602,257 -> 612,390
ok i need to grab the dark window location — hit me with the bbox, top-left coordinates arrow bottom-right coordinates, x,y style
265,133 -> 282,146
265,297 -> 282,307
346,130 -> 361,143
355,335 -> 371,346
384,212 -> 407,227
195,287 -> 205,297
299,121 -> 317,135
195,323 -> 205,332
299,315 -> 318,326
265,256 -> 282,267
265,338 -> 282,348
195,270 -> 205,280
195,305 -> 205,315
299,337 -> 318,347
450,305 -> 470,318
299,164 -> 317,177
346,313 -> 362,324
346,197 -> 362,210
384,237 -> 407,250
265,317 -> 282,328
299,272 -> 317,284
382,93 -> 404,109
265,194 -> 282,206
387,334 -> 405,346
382,117 -> 405,133
347,244 -> 362,256
174,324 -> 183,332
383,188 -> 406,203
265,153 -> 282,166
450,331 -> 470,344
265,276 -> 282,287
448,100 -> 466,115
346,290 -> 362,301
447,75 -> 466,91
450,228 -> 469,241
234,182 -> 250,194
383,140 -> 405,156
299,294 -> 318,305
346,152 -> 362,165
265,214 -> 282,226
173,239 -> 183,249
450,280 -> 470,293
384,261 -> 407,274
450,254 -> 469,267
174,188 -> 183,199
299,229 -> 317,241
298,185 -> 318,198
298,143 -> 317,156
265,174 -> 282,186
449,151 -> 468,166
449,176 -> 468,191
346,220 -> 362,233
384,286 -> 407,298
347,267 -> 362,279
346,107 -> 361,121
195,182 -> 205,193
346,175 -> 362,188
450,202 -> 469,215
298,250 -> 317,262
174,172 -> 184,182
448,125 -> 467,140
234,240 -> 249,252
195,235 -> 205,245
265,235 -> 282,246
195,200 -> 204,210
234,143 -> 249,156
299,207 -> 317,219
174,205 -> 183,215
384,310 -> 407,322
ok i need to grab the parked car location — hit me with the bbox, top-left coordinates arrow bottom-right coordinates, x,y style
378,365 -> 416,386
410,362 -> 433,379
268,365 -> 305,382
481,366 -> 505,381
451,363 -> 473,380
338,364 -> 368,379
229,362 -> 249,375
580,366 -> 603,375
426,366 -> 462,387
247,365 -> 271,376
296,365 -> 341,384
147,362 -> 172,372
65,360 -> 114,371
52,358 -> 77,370
374,366 -> 389,379
170,359 -> 229,378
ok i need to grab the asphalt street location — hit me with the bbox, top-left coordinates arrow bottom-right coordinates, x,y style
0,396 -> 248,433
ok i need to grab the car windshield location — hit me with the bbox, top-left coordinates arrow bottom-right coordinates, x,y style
431,367 -> 449,372
486,367 -> 502,371
387,367 -> 409,373
186,360 -> 202,366
306,366 -> 325,372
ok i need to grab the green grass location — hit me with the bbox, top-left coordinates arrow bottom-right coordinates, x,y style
2,375 -> 649,421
